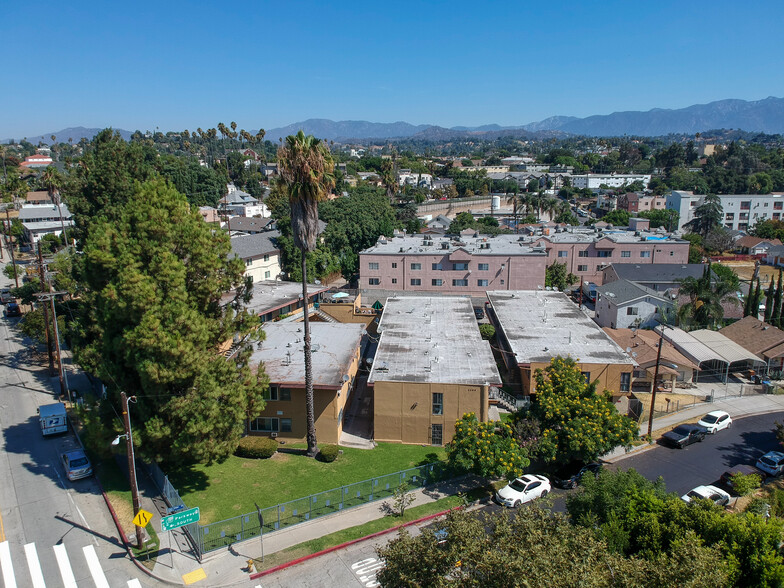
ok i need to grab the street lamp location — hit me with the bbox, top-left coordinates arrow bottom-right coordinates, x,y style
112,392 -> 144,549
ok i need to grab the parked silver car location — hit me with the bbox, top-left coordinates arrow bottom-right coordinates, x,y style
61,449 -> 93,481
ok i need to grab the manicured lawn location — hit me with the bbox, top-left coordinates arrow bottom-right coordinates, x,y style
167,443 -> 447,524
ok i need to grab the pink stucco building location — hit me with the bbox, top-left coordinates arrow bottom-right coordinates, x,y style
359,227 -> 689,297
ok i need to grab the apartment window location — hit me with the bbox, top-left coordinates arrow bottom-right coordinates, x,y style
640,251 -> 651,258
621,251 -> 631,258
477,279 -> 489,287
368,262 -> 379,270
391,278 -> 397,284
263,254 -> 270,262
245,259 -> 253,266
478,263 -> 489,270
577,265 -> 588,272
431,424 -> 443,446
432,263 -> 442,270
670,251 -> 674,256
432,279 -> 443,286
280,418 -> 292,433
500,279 -> 505,284
578,250 -> 589,258
452,279 -> 468,286
627,307 -> 639,316
620,372 -> 631,393
411,278 -> 422,286
765,202 -> 769,207
597,251 -> 611,258
725,213 -> 734,220
266,386 -> 291,401
558,251 -> 568,258
368,278 -> 380,285
775,202 -> 783,210
741,201 -> 751,210
775,213 -> 781,220
453,262 -> 469,271
392,263 -> 397,268
250,417 -> 278,432
410,263 -> 421,270
264,271 -> 271,279
432,393 -> 443,415
739,213 -> 749,220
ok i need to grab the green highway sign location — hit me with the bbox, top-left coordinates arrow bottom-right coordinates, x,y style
161,507 -> 200,531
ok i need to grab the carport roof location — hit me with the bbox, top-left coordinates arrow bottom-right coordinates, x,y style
689,329 -> 766,366
656,326 -> 764,367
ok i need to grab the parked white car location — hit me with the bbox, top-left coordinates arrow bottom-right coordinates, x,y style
697,410 -> 732,434
756,451 -> 784,477
494,474 -> 551,507
681,485 -> 731,506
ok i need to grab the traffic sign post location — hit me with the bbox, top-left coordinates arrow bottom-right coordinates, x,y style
133,509 -> 154,528
161,507 -> 200,532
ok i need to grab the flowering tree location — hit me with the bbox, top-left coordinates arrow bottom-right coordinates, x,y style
447,413 -> 529,479
532,357 -> 637,464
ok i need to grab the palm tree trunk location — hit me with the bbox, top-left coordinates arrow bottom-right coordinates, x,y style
301,249 -> 319,457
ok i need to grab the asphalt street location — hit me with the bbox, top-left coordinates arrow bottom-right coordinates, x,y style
0,247 -> 153,587
264,411 -> 784,587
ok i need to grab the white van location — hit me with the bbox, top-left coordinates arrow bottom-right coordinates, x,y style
39,403 -> 68,436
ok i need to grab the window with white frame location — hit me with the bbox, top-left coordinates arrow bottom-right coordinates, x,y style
478,263 -> 489,270
640,251 -> 651,258
477,279 -> 489,286
411,263 -> 422,270
432,279 -> 443,286
558,251 -> 568,258
411,278 -> 421,286
250,417 -> 279,432
368,262 -> 379,270
452,279 -> 468,286
621,251 -> 631,257
432,393 -> 443,415
577,265 -> 588,272
432,263 -> 442,270
627,307 -> 639,315
368,278 -> 380,285
453,262 -> 469,270
264,271 -> 271,279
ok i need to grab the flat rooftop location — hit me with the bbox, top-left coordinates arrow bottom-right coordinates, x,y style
222,281 -> 329,314
368,296 -> 501,386
487,290 -> 634,365
250,323 -> 365,388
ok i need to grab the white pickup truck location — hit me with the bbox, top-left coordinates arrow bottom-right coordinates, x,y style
38,403 -> 68,436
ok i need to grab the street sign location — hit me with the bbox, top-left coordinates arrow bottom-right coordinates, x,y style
161,507 -> 200,531
133,509 -> 154,528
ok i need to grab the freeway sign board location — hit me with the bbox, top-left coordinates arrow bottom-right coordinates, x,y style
161,507 -> 200,531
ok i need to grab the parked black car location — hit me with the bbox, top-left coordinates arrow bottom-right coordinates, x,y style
0,289 -> 13,304
5,302 -> 21,317
552,462 -> 603,489
660,423 -> 708,448
474,306 -> 485,320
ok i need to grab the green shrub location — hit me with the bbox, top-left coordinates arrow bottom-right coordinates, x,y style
731,472 -> 762,496
768,488 -> 784,517
745,497 -> 771,517
479,324 -> 495,340
318,444 -> 339,463
235,436 -> 278,459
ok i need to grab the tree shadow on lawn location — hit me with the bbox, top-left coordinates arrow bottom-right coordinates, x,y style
417,452 -> 443,466
162,463 -> 211,496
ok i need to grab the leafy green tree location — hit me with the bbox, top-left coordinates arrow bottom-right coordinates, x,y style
446,413 -> 529,479
680,232 -> 704,263
75,179 -> 267,464
764,279 -> 776,323
3,264 -> 20,281
772,270 -> 783,328
544,262 -> 578,292
677,263 -> 739,329
448,211 -> 476,233
601,209 -> 630,227
684,194 -> 723,237
478,324 -> 495,339
277,131 -> 335,458
638,209 -> 679,231
710,264 -> 740,291
20,305 -> 66,349
702,227 -> 734,254
531,357 -> 637,464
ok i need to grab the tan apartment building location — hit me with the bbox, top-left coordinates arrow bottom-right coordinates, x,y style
230,232 -> 282,284
487,291 -> 634,397
248,322 -> 365,444
359,227 -> 688,299
369,297 -> 502,445
618,192 -> 667,214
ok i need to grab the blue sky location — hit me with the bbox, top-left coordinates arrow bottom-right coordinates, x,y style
3,0 -> 783,138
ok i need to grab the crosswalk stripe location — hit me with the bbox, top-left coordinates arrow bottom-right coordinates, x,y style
23,543 -> 46,588
53,544 -> 78,588
128,579 -> 143,588
0,541 -> 17,588
82,545 -> 110,588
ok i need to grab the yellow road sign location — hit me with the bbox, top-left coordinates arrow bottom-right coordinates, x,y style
132,509 -> 153,528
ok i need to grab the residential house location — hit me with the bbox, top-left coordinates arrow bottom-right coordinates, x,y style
603,328 -> 699,391
487,290 -> 634,397
572,174 -> 651,190
594,279 -> 674,329
764,245 -> 784,267
720,316 -> 784,373
248,323 -> 365,444
219,185 -> 269,218
198,206 -> 221,224
397,170 -> 432,190
18,203 -> 73,244
228,217 -> 275,234
601,263 -> 707,290
618,192 -> 667,214
667,190 -> 784,232
25,191 -> 52,205
19,154 -> 53,169
734,236 -> 782,255
229,280 -> 329,323
369,296 -> 501,445
230,232 -> 281,283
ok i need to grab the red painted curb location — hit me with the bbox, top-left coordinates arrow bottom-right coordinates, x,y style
249,506 -> 463,580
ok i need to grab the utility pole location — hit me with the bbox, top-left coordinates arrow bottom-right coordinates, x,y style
647,333 -> 664,440
37,242 -> 55,375
6,209 -> 18,288
34,289 -> 69,401
121,392 -> 145,549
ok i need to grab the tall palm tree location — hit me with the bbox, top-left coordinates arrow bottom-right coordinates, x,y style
277,131 -> 335,457
41,166 -> 67,248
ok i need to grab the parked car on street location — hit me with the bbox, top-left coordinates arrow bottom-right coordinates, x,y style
720,464 -> 767,490
474,306 -> 485,320
5,302 -> 21,317
551,462 -> 603,489
681,485 -> 731,506
61,449 -> 93,481
0,289 -> 13,304
698,410 -> 732,434
756,451 -> 784,477
660,423 -> 708,448
494,474 -> 551,507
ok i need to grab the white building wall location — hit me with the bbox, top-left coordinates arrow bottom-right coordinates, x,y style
243,254 -> 281,283
594,296 -> 665,329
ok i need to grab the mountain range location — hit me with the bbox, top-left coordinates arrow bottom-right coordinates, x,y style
8,96 -> 784,145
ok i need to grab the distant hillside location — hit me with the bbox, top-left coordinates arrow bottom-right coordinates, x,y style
263,119 -> 430,142
535,97 -> 784,136
3,126 -> 133,145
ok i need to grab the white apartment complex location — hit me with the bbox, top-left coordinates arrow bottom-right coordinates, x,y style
572,174 -> 651,190
666,190 -> 784,233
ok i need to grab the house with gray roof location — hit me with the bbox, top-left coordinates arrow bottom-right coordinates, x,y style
601,263 -> 706,291
230,231 -> 281,283
19,203 -> 73,244
594,279 -> 673,329
228,216 -> 275,234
